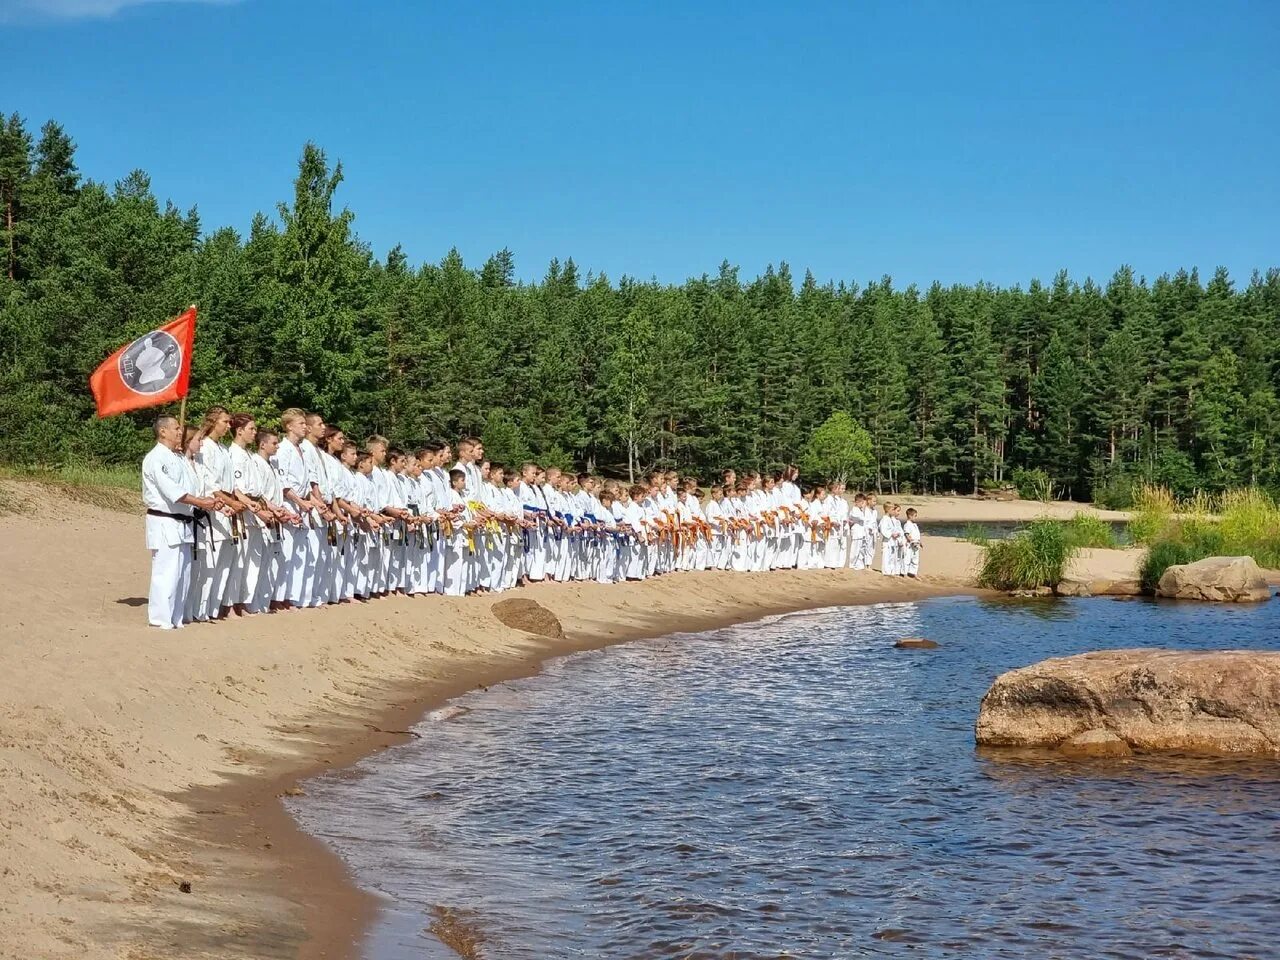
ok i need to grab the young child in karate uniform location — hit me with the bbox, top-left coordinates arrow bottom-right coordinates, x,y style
902,507 -> 922,578
443,469 -> 476,596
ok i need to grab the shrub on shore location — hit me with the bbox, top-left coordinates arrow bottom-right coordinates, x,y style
1012,467 -> 1054,502
1093,473 -> 1138,510
1135,486 -> 1280,592
978,519 -> 1078,591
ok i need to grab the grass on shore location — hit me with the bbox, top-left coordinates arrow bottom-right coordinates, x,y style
1132,485 -> 1280,591
0,462 -> 141,514
974,513 -> 1116,591
977,519 -> 1079,591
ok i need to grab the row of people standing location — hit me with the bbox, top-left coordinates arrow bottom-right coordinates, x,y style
140,407 -> 922,630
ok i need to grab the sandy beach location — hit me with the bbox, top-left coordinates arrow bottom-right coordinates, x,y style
0,481 -> 1140,960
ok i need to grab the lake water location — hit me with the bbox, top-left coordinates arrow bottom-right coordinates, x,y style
918,519 -> 1132,543
290,597 -> 1280,959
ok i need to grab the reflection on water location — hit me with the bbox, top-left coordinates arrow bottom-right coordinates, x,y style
290,597 -> 1280,959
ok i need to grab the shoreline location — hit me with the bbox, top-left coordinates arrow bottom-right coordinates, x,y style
0,481 -> 1141,960
163,572 -> 988,960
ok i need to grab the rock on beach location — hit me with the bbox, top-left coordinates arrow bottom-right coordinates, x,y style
1156,556 -> 1271,603
490,598 -> 565,638
976,649 -> 1280,757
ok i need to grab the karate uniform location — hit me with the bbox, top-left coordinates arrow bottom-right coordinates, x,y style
250,451 -> 284,612
272,438 -> 309,605
903,519 -> 922,577
779,480 -> 803,568
298,438 -> 330,607
622,499 -> 647,580
848,511 -> 869,571
229,442 -> 268,611
879,514 -> 902,575
193,437 -> 237,620
142,443 -> 197,629
442,489 -> 474,596
824,495 -> 848,568
704,497 -> 729,570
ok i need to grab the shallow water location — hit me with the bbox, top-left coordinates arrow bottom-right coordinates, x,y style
290,597 -> 1280,959
919,519 -> 1132,543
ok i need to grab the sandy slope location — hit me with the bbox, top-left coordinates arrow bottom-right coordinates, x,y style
0,480 -> 1140,959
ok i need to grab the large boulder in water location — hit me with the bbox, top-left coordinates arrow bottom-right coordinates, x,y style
1156,556 -> 1271,603
976,649 -> 1280,757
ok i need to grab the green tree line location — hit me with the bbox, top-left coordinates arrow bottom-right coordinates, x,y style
2,114 -> 1278,499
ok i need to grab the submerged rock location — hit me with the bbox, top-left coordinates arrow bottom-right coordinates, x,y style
491,598 -> 564,638
976,649 -> 1280,757
1058,728 -> 1132,759
895,637 -> 939,649
1156,556 -> 1271,603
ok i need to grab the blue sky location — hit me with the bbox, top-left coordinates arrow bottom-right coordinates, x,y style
3,0 -> 1278,288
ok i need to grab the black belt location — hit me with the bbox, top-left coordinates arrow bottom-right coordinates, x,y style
147,508 -> 195,523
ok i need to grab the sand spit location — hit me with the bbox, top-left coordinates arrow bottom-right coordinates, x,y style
0,481 -> 1138,959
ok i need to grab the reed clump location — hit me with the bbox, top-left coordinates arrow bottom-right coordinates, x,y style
1129,484 -> 1177,544
978,519 -> 1078,591
1063,513 -> 1118,549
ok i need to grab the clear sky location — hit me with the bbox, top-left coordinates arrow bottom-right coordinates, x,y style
3,0 -> 1278,288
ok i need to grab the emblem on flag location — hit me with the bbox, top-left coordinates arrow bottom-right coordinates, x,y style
119,331 -> 183,395
90,306 -> 197,417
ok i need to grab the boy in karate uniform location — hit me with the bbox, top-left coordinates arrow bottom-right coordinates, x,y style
879,502 -> 904,576
902,507 -> 923,578
442,469 -> 477,596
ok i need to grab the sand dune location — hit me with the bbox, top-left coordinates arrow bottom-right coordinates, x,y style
0,479 -> 1139,960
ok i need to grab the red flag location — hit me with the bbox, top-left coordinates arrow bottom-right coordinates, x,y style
89,307 -> 197,418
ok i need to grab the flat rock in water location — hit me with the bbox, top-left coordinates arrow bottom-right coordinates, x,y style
491,598 -> 564,639
1156,556 -> 1271,603
976,649 -> 1280,757
895,637 -> 939,649
1093,579 -> 1144,597
1054,579 -> 1092,598
1058,728 -> 1132,759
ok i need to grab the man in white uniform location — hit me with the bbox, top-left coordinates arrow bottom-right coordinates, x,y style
142,415 -> 221,629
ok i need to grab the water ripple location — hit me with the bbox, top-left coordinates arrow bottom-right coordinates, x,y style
290,597 -> 1280,959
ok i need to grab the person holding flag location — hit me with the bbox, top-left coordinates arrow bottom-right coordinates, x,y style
89,306 -> 217,631
141,415 -> 227,629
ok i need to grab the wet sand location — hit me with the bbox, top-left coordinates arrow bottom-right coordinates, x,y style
0,480 -> 1139,960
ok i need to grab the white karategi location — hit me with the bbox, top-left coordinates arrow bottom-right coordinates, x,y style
879,513 -> 902,575
273,438 -> 309,605
142,442 -> 198,629
193,436 -> 237,621
229,442 -> 267,610
902,518 -> 922,577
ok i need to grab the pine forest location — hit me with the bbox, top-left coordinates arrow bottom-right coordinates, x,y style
2,115 -> 1279,505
